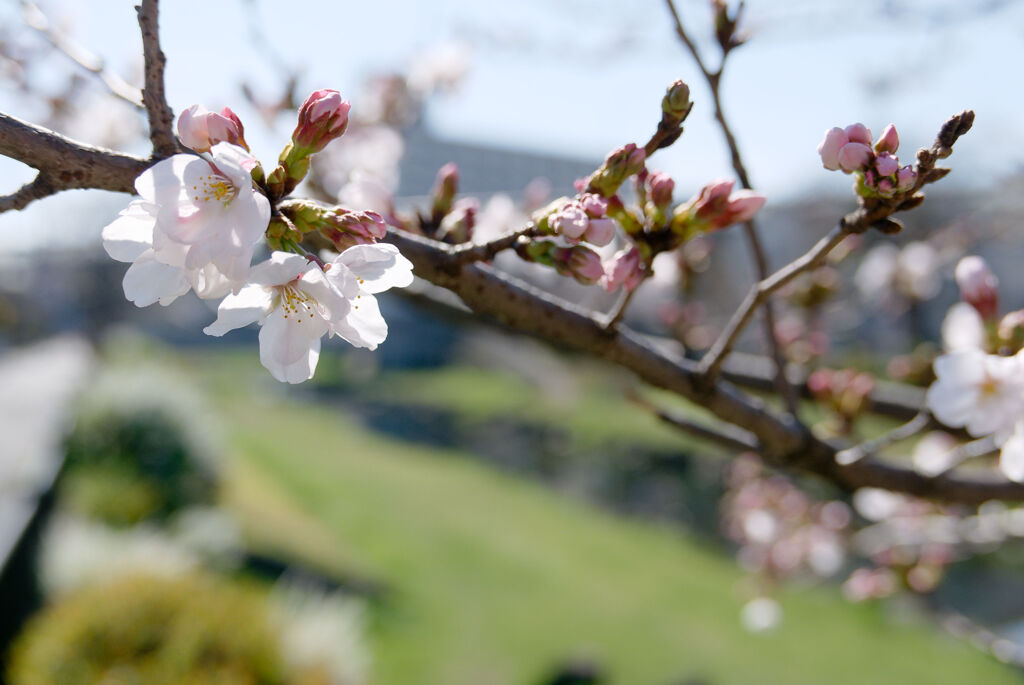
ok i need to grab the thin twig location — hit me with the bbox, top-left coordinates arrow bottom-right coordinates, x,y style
22,0 -> 143,108
663,0 -> 796,414
699,224 -> 849,378
645,401 -> 760,453
605,280 -> 643,330
136,0 -> 178,157
448,226 -> 537,265
835,412 -> 931,466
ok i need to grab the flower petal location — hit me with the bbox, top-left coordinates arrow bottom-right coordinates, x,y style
260,334 -> 320,384
102,201 -> 156,262
121,251 -> 190,307
259,307 -> 326,366
332,243 -> 413,294
249,252 -> 311,287
203,285 -> 274,336
333,293 -> 387,350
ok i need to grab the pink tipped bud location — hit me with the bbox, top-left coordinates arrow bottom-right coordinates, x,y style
648,171 -> 675,208
724,190 -> 766,226
955,255 -> 999,320
431,162 -> 459,218
579,193 -> 608,218
837,142 -> 872,173
843,123 -> 873,146
874,152 -> 899,177
874,124 -> 899,154
565,245 -> 605,285
438,198 -> 477,243
550,202 -> 590,241
601,246 -> 644,293
583,217 -> 616,247
587,143 -> 647,196
292,89 -> 351,153
177,104 -> 247,152
335,210 -> 389,240
818,127 -> 848,171
895,166 -> 917,192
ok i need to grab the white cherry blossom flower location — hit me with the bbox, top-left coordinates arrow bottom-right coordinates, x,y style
102,142 -> 270,306
941,302 -> 985,352
203,244 -> 413,383
926,349 -> 1024,444
999,422 -> 1024,482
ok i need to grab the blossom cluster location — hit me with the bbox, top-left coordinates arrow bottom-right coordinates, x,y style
102,92 -> 413,383
925,256 -> 1024,480
517,139 -> 766,295
817,123 -> 917,198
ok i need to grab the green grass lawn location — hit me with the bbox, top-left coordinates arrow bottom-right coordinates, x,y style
127,343 -> 1024,685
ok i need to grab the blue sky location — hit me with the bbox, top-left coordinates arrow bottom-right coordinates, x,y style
1,0 -> 1023,251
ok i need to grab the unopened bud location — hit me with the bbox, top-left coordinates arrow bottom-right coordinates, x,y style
432,162 -> 459,219
648,171 -> 675,209
874,152 -> 899,177
177,104 -> 247,152
676,179 -> 765,233
874,124 -> 899,154
661,80 -> 692,120
955,255 -> 999,320
583,217 -> 616,247
600,246 -> 645,293
438,198 -> 477,243
550,201 -> 590,241
292,89 -> 351,154
563,245 -> 605,285
587,143 -> 647,197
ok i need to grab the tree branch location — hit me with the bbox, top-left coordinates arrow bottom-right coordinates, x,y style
23,0 -> 143,109
0,112 -> 150,212
699,223 -> 850,377
662,0 -> 795,414
136,0 -> 178,157
698,110 -> 975,381
385,227 -> 1024,504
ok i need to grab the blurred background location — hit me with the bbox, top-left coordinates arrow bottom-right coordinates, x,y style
3,1 -> 1024,683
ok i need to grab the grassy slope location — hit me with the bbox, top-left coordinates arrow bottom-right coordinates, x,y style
176,348 -> 1023,685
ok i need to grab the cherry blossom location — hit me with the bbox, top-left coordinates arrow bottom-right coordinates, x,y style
102,142 -> 270,306
177,105 -> 247,153
203,245 -> 413,383
926,349 -> 1024,444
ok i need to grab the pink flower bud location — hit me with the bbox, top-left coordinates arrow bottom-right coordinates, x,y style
292,89 -> 351,153
874,124 -> 899,154
434,162 -> 459,197
874,152 -> 899,177
817,127 -> 848,171
843,123 -> 873,146
579,193 -> 608,218
837,142 -> 872,173
895,166 -> 917,192
648,171 -> 675,208
587,143 -> 647,196
583,217 -> 616,247
177,104 -> 247,153
550,202 -> 590,240
336,210 -> 388,240
439,198 -> 477,243
565,245 -> 605,285
431,162 -> 459,218
955,255 -> 999,320
601,246 -> 644,293
724,190 -> 766,226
